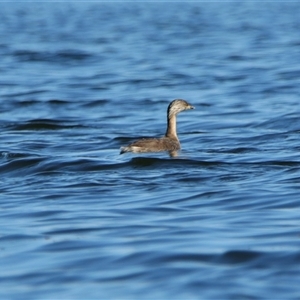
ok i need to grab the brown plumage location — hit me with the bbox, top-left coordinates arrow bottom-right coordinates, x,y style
120,99 -> 194,155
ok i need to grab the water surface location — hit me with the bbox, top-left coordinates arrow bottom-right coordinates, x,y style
1,2 -> 300,299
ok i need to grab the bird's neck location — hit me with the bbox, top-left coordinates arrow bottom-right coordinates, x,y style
165,114 -> 178,140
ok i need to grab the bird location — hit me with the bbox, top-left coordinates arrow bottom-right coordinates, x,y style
120,99 -> 194,156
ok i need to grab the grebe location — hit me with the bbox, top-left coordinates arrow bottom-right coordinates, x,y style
120,99 -> 194,156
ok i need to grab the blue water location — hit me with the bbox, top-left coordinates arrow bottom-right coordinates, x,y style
1,2 -> 300,299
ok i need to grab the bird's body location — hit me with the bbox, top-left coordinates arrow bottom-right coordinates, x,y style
120,137 -> 180,154
120,99 -> 194,155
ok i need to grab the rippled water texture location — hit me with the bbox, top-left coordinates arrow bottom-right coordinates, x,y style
1,2 -> 300,299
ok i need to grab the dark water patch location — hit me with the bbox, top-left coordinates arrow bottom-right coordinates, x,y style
0,156 -> 44,174
47,99 -> 72,105
13,210 -> 65,219
34,157 -> 128,173
0,156 -> 130,178
123,251 -> 216,267
220,250 -> 300,269
219,250 -> 262,265
209,147 -> 259,154
128,157 -> 227,168
13,49 -> 92,64
45,227 -> 100,236
89,85 -> 110,91
7,119 -> 83,131
80,99 -> 110,108
2,99 -> 77,110
214,74 -> 248,83
264,160 -> 300,167
143,250 -> 300,270
0,234 -> 38,242
227,54 -> 251,61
